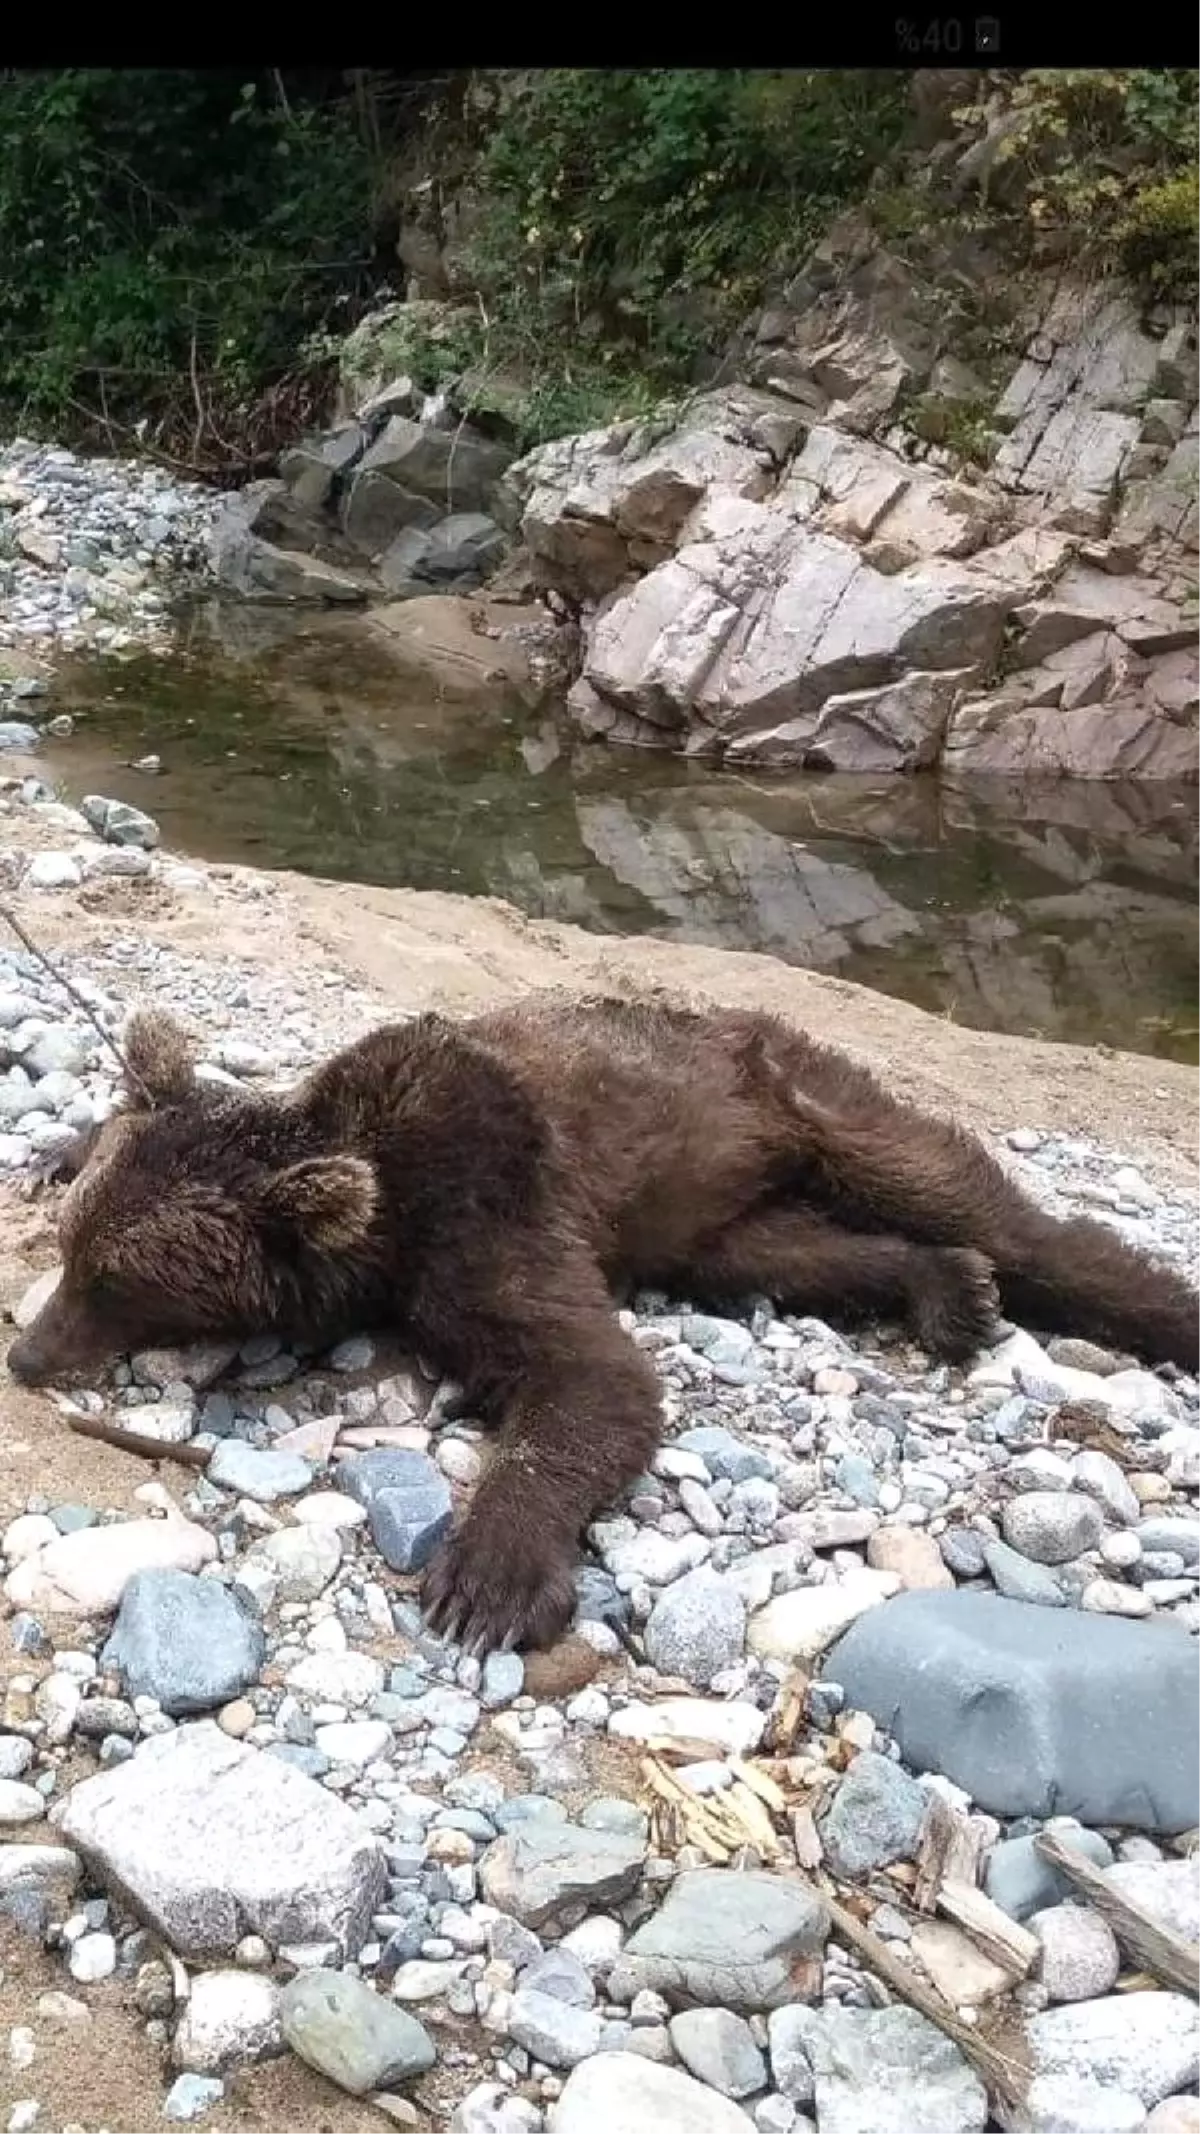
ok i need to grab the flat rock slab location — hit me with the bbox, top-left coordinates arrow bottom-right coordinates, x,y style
607,1867 -> 828,2011
59,1720 -> 386,1959
828,1589 -> 1199,1833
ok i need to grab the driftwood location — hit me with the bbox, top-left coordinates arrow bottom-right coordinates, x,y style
825,1890 -> 1031,2114
936,1877 -> 1040,1979
1034,1829 -> 1199,1999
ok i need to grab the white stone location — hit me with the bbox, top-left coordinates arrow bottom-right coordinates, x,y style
58,1721 -> 386,1960
313,1721 -> 392,1768
550,2050 -> 752,2134
68,1931 -> 116,1982
608,1696 -> 765,1757
172,1969 -> 283,2073
0,1782 -> 45,1827
5,1508 -> 216,1613
2,1513 -> 58,1563
1014,2075 -> 1146,2134
747,1570 -> 900,1661
1027,1992 -> 1198,2107
1027,1904 -> 1120,2001
290,1493 -> 367,1531
285,1651 -> 385,1709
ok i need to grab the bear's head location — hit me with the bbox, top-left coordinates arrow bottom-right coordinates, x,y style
6,1009 -> 380,1386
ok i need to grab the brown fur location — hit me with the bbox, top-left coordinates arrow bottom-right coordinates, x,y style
6,992 -> 1197,1653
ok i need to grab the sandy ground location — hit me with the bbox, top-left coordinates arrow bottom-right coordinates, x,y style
0,828 -> 1195,2130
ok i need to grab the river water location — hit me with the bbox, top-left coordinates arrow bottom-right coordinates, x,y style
37,601 -> 1199,1065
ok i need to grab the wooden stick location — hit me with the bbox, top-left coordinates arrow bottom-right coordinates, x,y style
65,1412 -> 209,1468
936,1878 -> 1040,1980
1034,1830 -> 1199,1999
825,1890 -> 1030,2113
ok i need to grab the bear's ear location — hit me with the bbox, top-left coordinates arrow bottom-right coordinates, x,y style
255,1155 -> 379,1253
122,1009 -> 197,1109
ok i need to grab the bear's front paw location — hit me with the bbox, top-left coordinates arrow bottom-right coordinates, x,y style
421,1514 -> 577,1657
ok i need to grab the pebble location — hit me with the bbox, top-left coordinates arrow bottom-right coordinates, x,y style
164,2075 -> 226,2121
173,1970 -> 282,2073
866,1526 -> 953,1589
340,1449 -> 452,1572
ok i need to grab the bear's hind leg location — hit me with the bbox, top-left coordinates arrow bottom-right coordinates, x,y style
683,1205 -> 1000,1363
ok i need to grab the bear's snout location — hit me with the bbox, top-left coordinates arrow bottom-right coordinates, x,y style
6,1328 -> 53,1386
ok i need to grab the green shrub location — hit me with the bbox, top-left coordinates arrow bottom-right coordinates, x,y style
0,69 -> 377,467
454,70 -> 910,441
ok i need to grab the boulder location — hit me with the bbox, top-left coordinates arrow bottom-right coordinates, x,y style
828,1589 -> 1199,1832
208,483 -> 368,605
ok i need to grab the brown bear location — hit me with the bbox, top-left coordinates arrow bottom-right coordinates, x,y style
7,991 -> 1197,1655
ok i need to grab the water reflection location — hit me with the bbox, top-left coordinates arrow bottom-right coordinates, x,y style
39,606 -> 1199,1063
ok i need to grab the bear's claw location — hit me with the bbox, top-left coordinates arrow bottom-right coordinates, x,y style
421,1517 -> 577,1657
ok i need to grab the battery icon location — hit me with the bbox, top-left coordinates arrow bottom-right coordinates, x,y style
975,15 -> 1001,49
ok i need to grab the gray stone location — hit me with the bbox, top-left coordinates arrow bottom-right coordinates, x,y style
507,1986 -> 603,2068
0,722 -> 41,751
985,1824 -> 1114,1922
102,1570 -> 264,1716
797,2006 -> 987,2134
339,1449 -> 452,1573
819,1750 -> 927,1878
79,795 -> 160,849
206,1442 -> 312,1502
280,1969 -> 435,2096
983,1539 -> 1066,1607
1069,1450 -> 1141,1527
551,2052 -> 752,2134
1001,1493 -> 1103,1564
59,1720 -> 386,1959
480,1652 -> 525,1709
359,417 -> 511,512
675,1426 -> 774,1483
669,2007 -> 767,2098
1026,1992 -> 1198,2107
608,1868 -> 828,2012
521,1948 -> 596,2007
420,514 -> 508,584
940,1529 -> 987,1579
643,1568 -> 746,1689
480,1822 -> 645,1930
1135,1518 -> 1200,1567
768,2006 -> 817,2104
828,1589 -> 1199,1831
340,469 -> 439,557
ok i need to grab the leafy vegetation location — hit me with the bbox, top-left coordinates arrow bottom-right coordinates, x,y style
961,70 -> 1198,300
451,70 -> 909,442
0,69 -> 380,471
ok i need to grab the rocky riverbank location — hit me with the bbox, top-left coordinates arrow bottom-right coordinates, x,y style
0,772 -> 1197,2134
0,442 -> 217,671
